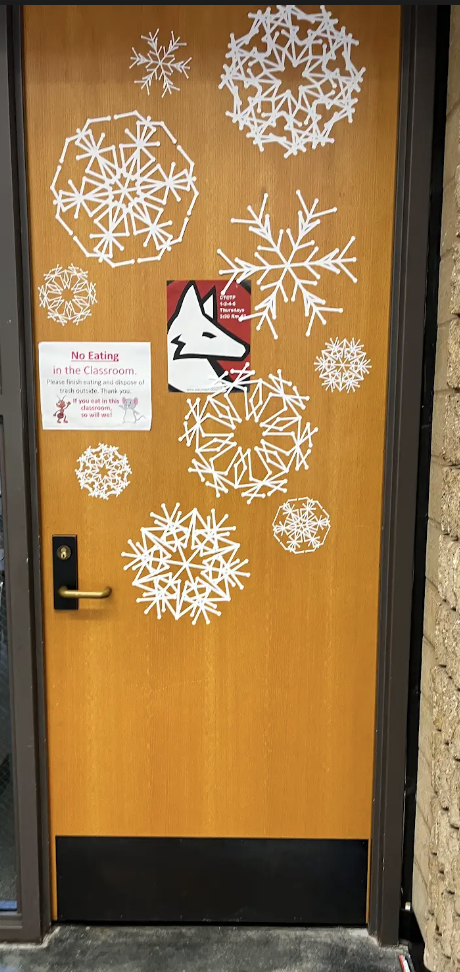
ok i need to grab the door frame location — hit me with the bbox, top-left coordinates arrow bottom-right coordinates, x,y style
0,4 -> 49,942
0,2 -> 440,943
368,3 -> 442,946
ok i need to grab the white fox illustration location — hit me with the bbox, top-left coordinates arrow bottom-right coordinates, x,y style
167,281 -> 249,393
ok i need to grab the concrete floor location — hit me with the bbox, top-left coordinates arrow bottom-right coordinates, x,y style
0,925 -> 405,972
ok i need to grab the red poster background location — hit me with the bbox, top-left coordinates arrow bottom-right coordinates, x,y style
167,279 -> 251,384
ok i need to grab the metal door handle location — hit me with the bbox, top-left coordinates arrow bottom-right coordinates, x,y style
58,586 -> 112,600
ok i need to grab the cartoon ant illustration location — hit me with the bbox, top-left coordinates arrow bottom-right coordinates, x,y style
54,398 -> 71,424
119,395 -> 146,424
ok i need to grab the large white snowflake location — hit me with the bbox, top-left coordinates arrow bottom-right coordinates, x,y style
219,4 -> 365,158
218,191 -> 356,340
122,504 -> 250,625
38,264 -> 96,326
273,496 -> 330,554
51,111 -> 198,267
180,365 -> 317,504
130,30 -> 191,97
75,444 -> 131,500
315,337 -> 371,392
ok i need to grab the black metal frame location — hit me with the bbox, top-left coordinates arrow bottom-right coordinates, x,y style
0,4 -> 48,942
0,2 -> 442,944
369,5 -> 440,946
401,4 -> 450,950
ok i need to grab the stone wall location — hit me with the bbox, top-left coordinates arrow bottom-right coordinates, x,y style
413,8 -> 460,969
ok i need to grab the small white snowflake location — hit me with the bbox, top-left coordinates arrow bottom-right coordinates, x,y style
218,191 -> 356,340
130,30 -> 191,97
180,364 -> 318,504
51,112 -> 198,267
75,444 -> 131,500
122,504 -> 250,625
273,497 -> 330,554
39,264 -> 96,325
220,5 -> 365,158
314,338 -> 371,392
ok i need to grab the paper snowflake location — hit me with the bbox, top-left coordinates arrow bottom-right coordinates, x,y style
219,4 -> 365,158
38,265 -> 96,326
51,111 -> 198,267
130,30 -> 191,97
75,444 -> 131,500
315,338 -> 371,392
273,497 -> 330,554
218,191 -> 356,340
122,504 -> 250,625
180,364 -> 317,504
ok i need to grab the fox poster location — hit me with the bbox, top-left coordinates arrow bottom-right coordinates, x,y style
167,280 -> 251,393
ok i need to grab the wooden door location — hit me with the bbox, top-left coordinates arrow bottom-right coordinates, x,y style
22,4 -> 401,923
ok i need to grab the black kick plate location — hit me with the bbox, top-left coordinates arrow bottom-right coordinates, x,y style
56,836 -> 368,924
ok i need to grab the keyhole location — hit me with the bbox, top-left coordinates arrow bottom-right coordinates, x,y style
57,545 -> 71,561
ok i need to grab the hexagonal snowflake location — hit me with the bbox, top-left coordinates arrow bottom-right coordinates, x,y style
273,496 -> 330,553
122,504 -> 250,624
218,191 -> 357,340
220,5 -> 365,158
314,338 -> 371,392
130,30 -> 191,97
39,264 -> 97,326
75,444 -> 131,500
51,111 -> 198,267
180,365 -> 318,504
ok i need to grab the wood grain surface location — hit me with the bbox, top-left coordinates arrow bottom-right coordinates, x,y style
22,4 -> 401,913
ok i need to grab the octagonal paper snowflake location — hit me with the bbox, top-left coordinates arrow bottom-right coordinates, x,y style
315,338 -> 371,392
39,264 -> 96,326
122,504 -> 250,624
218,191 -> 356,340
180,365 -> 318,504
130,30 -> 191,97
219,5 -> 365,158
273,497 -> 330,554
75,444 -> 131,500
51,111 -> 198,267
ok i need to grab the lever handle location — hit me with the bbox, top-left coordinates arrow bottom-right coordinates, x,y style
58,586 -> 112,600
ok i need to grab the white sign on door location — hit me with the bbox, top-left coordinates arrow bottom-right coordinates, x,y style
38,342 -> 152,430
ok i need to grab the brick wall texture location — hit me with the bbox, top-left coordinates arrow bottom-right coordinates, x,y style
414,8 -> 460,969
